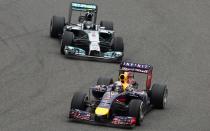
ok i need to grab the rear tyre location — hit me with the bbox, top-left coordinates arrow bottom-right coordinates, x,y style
129,99 -> 144,126
70,92 -> 88,111
100,21 -> 113,30
60,31 -> 74,55
111,37 -> 124,52
97,77 -> 113,85
150,84 -> 168,109
50,16 -> 65,38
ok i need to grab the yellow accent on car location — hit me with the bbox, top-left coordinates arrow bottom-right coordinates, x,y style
95,107 -> 109,116
119,72 -> 129,91
122,83 -> 129,91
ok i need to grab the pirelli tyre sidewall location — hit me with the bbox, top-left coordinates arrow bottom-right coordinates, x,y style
128,99 -> 144,126
100,20 -> 113,30
60,31 -> 74,55
70,92 -> 88,111
92,77 -> 113,99
111,37 -> 124,52
96,77 -> 113,85
151,84 -> 168,109
50,16 -> 65,38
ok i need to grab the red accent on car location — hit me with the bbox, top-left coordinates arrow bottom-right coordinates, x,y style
146,71 -> 152,90
130,117 -> 136,125
116,98 -> 126,102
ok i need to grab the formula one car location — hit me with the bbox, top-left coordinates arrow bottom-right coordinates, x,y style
50,2 -> 124,63
69,61 -> 168,128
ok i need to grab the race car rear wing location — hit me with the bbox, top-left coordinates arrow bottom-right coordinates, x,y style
69,2 -> 98,24
120,61 -> 153,74
71,2 -> 97,12
120,61 -> 153,90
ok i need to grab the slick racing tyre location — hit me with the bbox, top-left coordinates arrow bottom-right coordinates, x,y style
100,21 -> 113,30
150,84 -> 168,109
129,99 -> 144,126
97,77 -> 113,85
71,92 -> 88,111
50,16 -> 65,38
92,77 -> 113,99
111,37 -> 124,52
60,31 -> 73,55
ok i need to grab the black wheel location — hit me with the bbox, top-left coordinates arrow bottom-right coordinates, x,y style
111,37 -> 124,52
60,31 -> 74,55
100,21 -> 113,30
70,92 -> 88,111
128,99 -> 144,126
150,84 -> 168,109
92,77 -> 113,99
50,16 -> 65,38
97,77 -> 113,85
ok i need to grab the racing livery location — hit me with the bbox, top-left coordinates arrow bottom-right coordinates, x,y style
50,2 -> 124,63
69,61 -> 168,128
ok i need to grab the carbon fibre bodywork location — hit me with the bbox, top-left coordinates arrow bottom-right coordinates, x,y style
69,85 -> 151,128
69,62 -> 168,128
50,2 -> 124,63
69,109 -> 136,128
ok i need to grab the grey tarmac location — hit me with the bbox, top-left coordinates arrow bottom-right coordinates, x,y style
0,0 -> 210,131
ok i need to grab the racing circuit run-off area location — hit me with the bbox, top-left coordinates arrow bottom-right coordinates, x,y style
0,0 -> 210,131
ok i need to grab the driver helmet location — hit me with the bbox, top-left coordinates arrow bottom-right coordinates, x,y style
85,12 -> 93,21
113,81 -> 123,93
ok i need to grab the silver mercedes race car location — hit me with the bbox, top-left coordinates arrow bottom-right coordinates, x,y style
50,2 -> 124,63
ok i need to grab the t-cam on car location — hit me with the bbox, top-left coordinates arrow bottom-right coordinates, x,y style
50,2 -> 124,62
69,61 -> 168,128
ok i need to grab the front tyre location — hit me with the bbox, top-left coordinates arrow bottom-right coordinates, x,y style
111,37 -> 124,52
70,92 -> 88,111
60,31 -> 74,55
92,77 -> 113,99
97,77 -> 113,85
128,99 -> 144,126
50,16 -> 65,38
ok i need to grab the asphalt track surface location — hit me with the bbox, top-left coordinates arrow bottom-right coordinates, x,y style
0,0 -> 210,131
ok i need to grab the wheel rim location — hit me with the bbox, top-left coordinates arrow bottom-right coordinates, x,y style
139,102 -> 144,122
50,20 -> 53,33
163,89 -> 168,108
60,40 -> 66,54
83,96 -> 88,110
84,96 -> 88,103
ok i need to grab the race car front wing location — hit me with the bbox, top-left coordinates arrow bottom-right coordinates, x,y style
64,46 -> 123,63
69,109 -> 136,128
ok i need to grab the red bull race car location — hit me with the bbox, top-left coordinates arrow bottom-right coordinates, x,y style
69,61 -> 168,128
